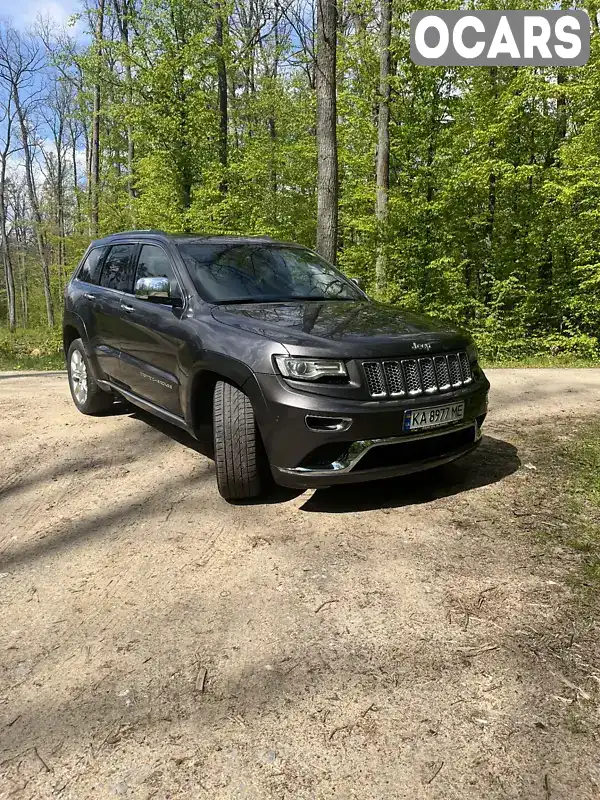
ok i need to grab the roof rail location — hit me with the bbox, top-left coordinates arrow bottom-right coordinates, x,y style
112,229 -> 169,235
109,230 -> 277,241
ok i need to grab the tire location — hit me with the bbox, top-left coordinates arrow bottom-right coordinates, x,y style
67,338 -> 114,415
213,380 -> 264,501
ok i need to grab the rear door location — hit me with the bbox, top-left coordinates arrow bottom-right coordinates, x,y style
92,242 -> 138,382
70,245 -> 108,372
117,242 -> 186,417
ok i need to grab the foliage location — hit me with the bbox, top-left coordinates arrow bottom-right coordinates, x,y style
0,327 -> 64,370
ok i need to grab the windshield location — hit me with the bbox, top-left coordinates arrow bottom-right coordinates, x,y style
177,242 -> 364,303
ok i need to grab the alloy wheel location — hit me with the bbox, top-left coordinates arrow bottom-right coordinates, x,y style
70,349 -> 88,405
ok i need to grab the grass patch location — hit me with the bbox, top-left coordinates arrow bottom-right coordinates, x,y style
569,426 -> 600,507
535,420 -> 600,587
481,355 -> 600,369
563,423 -> 600,583
0,328 -> 65,371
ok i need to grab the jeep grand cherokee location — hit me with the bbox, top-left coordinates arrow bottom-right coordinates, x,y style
63,231 -> 490,501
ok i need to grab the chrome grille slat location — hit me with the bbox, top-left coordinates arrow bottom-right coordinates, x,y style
382,361 -> 405,396
459,351 -> 472,383
434,355 -> 451,390
447,354 -> 462,387
419,358 -> 437,393
362,351 -> 473,399
363,361 -> 386,397
403,360 -> 421,395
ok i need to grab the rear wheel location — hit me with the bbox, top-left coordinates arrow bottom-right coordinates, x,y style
213,380 -> 264,501
67,339 -> 114,415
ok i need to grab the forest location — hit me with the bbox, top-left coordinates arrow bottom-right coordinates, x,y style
0,0 -> 599,366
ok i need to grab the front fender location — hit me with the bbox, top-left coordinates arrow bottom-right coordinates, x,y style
184,352 -> 270,428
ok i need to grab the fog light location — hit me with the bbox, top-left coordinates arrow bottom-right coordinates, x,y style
305,415 -> 352,433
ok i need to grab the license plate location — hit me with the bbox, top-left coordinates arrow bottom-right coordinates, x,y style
403,402 -> 465,432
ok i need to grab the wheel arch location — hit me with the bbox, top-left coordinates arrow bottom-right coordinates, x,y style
63,312 -> 90,357
63,323 -> 82,359
186,355 -> 268,436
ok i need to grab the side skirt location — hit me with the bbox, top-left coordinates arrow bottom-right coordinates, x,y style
97,378 -> 195,437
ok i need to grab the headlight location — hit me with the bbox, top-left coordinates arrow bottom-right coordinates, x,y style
274,355 -> 348,382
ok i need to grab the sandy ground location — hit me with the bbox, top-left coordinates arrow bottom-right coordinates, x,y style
1,369 -> 600,800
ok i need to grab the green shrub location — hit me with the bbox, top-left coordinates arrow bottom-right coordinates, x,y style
0,328 -> 65,371
474,331 -> 600,365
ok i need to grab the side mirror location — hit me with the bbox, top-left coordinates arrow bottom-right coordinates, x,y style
351,277 -> 364,290
135,276 -> 180,306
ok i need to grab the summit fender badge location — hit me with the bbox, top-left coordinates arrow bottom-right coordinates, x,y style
140,371 -> 173,389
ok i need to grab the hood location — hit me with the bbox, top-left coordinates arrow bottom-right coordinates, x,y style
210,300 -> 470,358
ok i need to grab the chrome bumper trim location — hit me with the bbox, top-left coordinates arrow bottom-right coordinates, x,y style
278,421 -> 480,477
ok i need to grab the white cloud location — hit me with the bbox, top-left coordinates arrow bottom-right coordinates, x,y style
0,0 -> 79,29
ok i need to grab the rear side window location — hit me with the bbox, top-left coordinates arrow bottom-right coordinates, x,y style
135,244 -> 181,298
99,244 -> 137,292
77,247 -> 106,285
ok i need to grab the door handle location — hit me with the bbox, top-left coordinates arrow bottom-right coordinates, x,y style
83,292 -> 96,301
121,303 -> 134,313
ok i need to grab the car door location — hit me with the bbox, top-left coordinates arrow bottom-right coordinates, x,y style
90,242 -> 139,383
70,244 -> 109,369
117,242 -> 186,417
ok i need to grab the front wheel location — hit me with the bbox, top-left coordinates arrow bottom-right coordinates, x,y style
67,339 -> 114,415
213,380 -> 264,501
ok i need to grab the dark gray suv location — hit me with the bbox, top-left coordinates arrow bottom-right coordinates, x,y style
63,231 -> 489,501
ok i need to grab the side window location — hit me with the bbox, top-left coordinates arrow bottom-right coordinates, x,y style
78,247 -> 106,285
135,244 -> 181,298
99,244 -> 137,292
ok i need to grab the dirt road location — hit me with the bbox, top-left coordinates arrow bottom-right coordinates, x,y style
1,369 -> 600,799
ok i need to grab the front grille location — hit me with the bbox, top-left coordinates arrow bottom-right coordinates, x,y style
362,351 -> 473,399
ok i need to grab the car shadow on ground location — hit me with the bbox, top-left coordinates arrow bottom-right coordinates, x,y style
111,403 -> 214,457
111,403 -> 299,505
122,401 -> 519,512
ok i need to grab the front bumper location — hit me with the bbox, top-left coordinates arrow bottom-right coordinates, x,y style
254,373 -> 490,489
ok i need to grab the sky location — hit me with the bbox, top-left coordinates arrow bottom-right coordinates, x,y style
0,0 -> 84,183
0,0 -> 79,30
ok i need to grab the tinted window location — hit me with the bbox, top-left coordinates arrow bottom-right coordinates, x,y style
177,244 -> 362,303
135,245 -> 181,298
99,244 -> 137,292
78,247 -> 106,285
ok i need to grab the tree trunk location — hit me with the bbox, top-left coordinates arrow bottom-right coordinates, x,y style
90,0 -> 105,235
20,258 -> 28,327
375,0 -> 392,291
15,220 -> 28,326
69,120 -> 82,225
114,0 -> 135,199
1,238 -> 16,331
12,88 -> 54,327
55,118 -> 66,289
269,0 -> 279,200
315,0 -> 338,264
216,3 -> 228,194
0,116 -> 15,330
